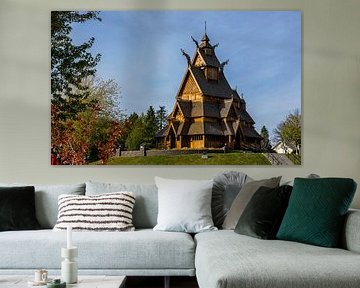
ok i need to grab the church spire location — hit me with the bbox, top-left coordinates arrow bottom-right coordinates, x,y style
200,21 -> 211,48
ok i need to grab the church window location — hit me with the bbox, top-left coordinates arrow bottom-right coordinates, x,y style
205,67 -> 219,81
204,48 -> 212,55
191,135 -> 203,141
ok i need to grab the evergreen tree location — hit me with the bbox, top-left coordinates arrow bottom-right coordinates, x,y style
156,106 -> 167,130
260,125 -> 271,151
51,11 -> 101,120
143,106 -> 158,147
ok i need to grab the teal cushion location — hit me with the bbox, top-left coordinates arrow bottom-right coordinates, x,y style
277,178 -> 357,247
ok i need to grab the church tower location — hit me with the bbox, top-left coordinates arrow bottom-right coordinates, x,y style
156,29 -> 262,151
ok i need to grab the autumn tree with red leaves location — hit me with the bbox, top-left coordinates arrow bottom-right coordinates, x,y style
51,11 -> 122,164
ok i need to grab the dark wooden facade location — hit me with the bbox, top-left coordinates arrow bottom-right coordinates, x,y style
156,32 -> 262,150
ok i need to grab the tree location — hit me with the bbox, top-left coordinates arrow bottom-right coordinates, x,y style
260,125 -> 271,151
125,116 -> 146,150
156,106 -> 167,130
82,77 -> 124,121
50,12 -> 124,164
89,115 -> 122,164
143,106 -> 158,147
273,109 -> 301,154
51,107 -> 95,165
51,11 -> 101,120
51,76 -> 124,164
118,112 -> 139,149
51,106 -> 122,165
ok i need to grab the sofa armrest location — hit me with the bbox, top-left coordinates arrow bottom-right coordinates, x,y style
342,209 -> 360,253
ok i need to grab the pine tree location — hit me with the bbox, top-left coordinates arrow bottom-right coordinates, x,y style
156,106 -> 167,130
51,11 -> 101,120
260,125 -> 271,151
143,106 -> 158,147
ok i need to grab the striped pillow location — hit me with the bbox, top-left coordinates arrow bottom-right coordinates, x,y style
53,192 -> 136,231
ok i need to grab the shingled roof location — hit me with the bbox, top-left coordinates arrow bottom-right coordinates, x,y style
239,110 -> 255,124
177,100 -> 191,117
177,121 -> 191,136
187,121 -> 232,136
197,48 -> 221,67
242,127 -> 262,139
190,66 -> 233,99
187,122 -> 203,135
155,126 -> 168,137
219,99 -> 233,118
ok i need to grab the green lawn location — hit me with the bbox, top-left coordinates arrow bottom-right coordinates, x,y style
103,152 -> 271,165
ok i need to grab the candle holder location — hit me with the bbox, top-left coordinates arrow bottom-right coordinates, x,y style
61,247 -> 78,284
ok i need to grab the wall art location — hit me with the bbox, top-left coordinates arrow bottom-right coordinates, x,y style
51,11 -> 301,165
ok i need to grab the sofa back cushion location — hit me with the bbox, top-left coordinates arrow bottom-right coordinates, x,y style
86,181 -> 158,229
0,183 -> 85,229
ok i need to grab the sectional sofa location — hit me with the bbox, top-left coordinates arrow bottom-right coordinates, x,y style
0,178 -> 359,288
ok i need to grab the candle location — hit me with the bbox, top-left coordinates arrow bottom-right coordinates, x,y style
67,225 -> 72,249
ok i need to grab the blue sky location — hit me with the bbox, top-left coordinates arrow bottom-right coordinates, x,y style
71,11 -> 301,141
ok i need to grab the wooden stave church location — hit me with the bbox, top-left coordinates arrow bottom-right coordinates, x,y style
156,31 -> 262,151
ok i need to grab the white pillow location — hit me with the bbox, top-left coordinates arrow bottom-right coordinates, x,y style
53,192 -> 135,232
153,177 -> 217,233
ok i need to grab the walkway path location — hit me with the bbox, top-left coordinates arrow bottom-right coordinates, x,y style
264,153 -> 294,165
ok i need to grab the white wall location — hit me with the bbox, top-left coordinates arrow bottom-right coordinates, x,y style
0,0 -> 359,208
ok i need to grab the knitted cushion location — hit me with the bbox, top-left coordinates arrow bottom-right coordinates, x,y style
53,192 -> 135,232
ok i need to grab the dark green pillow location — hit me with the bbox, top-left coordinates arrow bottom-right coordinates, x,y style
0,186 -> 41,231
234,185 -> 292,239
277,178 -> 357,247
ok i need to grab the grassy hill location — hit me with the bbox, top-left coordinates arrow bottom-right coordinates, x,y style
102,152 -> 271,165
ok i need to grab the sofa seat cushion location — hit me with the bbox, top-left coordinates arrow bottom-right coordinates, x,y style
195,230 -> 360,288
0,229 -> 195,270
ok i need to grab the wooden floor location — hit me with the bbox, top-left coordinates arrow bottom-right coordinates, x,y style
126,276 -> 199,288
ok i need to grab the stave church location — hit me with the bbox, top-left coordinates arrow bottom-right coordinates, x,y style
156,30 -> 262,151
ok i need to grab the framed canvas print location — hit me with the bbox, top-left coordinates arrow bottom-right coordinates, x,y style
51,11 -> 301,165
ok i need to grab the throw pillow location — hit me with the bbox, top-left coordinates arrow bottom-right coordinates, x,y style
283,173 -> 320,186
0,183 -> 86,228
0,186 -> 41,231
234,185 -> 293,239
153,177 -> 217,233
53,192 -> 136,231
277,178 -> 357,247
222,176 -> 281,230
212,171 -> 252,228
86,181 -> 158,229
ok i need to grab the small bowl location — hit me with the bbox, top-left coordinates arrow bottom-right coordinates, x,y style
47,279 -> 66,288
